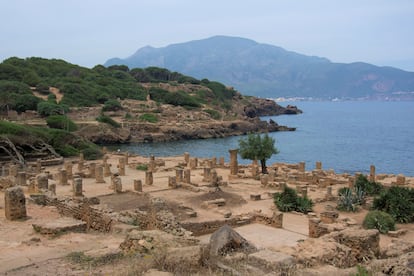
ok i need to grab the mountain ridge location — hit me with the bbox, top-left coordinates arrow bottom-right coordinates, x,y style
105,36 -> 414,100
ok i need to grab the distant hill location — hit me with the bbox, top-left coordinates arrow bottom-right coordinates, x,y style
105,36 -> 414,100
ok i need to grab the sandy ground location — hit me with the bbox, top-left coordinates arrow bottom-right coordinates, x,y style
1,152 -> 413,274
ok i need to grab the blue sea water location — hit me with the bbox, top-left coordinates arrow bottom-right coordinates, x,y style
111,101 -> 414,176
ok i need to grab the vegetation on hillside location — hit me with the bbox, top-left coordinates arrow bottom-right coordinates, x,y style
0,57 -> 237,113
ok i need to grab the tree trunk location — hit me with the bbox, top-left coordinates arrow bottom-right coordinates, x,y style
260,159 -> 267,174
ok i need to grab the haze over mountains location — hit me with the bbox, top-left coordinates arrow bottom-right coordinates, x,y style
105,36 -> 414,100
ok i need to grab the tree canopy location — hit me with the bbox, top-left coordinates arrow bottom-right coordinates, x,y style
238,133 -> 279,174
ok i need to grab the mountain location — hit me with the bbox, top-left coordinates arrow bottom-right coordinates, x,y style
105,36 -> 414,100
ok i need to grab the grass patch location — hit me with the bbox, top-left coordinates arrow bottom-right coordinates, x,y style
139,113 -> 158,123
136,164 -> 148,171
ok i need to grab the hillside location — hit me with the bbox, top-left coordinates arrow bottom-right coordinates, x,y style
105,36 -> 414,100
0,57 -> 300,162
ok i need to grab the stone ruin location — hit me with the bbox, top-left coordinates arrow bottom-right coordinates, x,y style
4,186 -> 26,220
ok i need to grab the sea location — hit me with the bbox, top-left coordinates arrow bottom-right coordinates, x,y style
109,101 -> 414,176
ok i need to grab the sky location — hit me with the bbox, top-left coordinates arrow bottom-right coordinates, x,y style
1,0 -> 414,71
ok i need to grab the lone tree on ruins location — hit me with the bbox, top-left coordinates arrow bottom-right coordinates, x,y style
238,133 -> 279,174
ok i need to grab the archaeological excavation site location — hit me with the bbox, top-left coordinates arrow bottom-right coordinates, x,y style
1,149 -> 414,275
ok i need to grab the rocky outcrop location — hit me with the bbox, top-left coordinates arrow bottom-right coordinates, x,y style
208,225 -> 257,256
243,98 -> 302,117
129,118 -> 294,143
76,124 -> 131,144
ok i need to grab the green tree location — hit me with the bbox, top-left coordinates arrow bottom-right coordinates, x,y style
238,133 -> 279,174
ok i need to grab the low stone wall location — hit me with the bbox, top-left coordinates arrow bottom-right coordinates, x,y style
37,196 -> 113,232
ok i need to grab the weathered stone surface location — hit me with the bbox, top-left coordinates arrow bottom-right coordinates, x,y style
5,186 -> 26,220
209,225 -> 256,256
248,250 -> 295,272
382,238 -> 414,258
32,217 -> 87,235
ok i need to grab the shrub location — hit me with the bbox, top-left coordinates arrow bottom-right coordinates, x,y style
102,99 -> 122,111
373,186 -> 414,223
136,164 -> 148,171
363,210 -> 395,234
37,101 -> 69,116
96,114 -> 121,128
46,115 -> 77,131
139,113 -> 158,123
81,146 -> 103,160
204,109 -> 221,120
337,187 -> 359,212
274,186 -> 313,214
355,174 -> 383,196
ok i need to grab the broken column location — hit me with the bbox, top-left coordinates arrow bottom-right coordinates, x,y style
315,161 -> 322,170
36,173 -> 49,191
260,174 -> 269,186
48,183 -> 56,196
124,151 -> 129,165
134,179 -> 142,192
118,158 -> 126,176
15,171 -> 27,186
145,171 -> 153,185
176,168 -> 183,183
229,149 -> 238,175
65,162 -> 73,179
59,169 -> 68,185
149,155 -> 156,172
298,161 -> 306,173
184,152 -> 190,165
210,169 -> 219,188
78,153 -> 84,171
184,169 -> 191,184
211,157 -> 217,168
104,162 -> 111,177
95,164 -> 105,183
4,186 -> 26,220
369,165 -> 376,182
203,167 -> 211,182
73,177 -> 83,197
88,162 -> 96,178
114,176 -> 122,193
271,211 -> 283,228
251,165 -> 259,178
219,157 -> 225,167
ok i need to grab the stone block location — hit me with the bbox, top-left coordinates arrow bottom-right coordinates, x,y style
5,186 -> 26,220
248,250 -> 295,272
32,217 -> 87,236
250,194 -> 261,201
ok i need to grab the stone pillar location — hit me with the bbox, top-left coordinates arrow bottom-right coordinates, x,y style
124,151 -> 129,165
114,176 -> 122,193
189,158 -> 197,169
78,153 -> 84,171
5,186 -> 26,220
59,169 -> 68,185
298,162 -> 306,173
251,165 -> 259,178
49,183 -> 56,196
203,167 -> 211,182
176,169 -> 183,183
369,165 -> 376,182
65,162 -> 73,179
88,162 -> 96,178
36,159 -> 42,173
184,152 -> 190,165
134,179 -> 142,192
104,162 -> 111,177
301,186 -> 308,198
229,149 -> 238,175
260,174 -> 269,186
95,165 -> 105,183
149,155 -> 156,172
210,169 -> 219,187
73,177 -> 83,197
37,173 -> 49,190
211,157 -> 217,168
145,171 -> 153,185
396,174 -> 406,185
168,176 -> 177,188
184,169 -> 191,184
28,177 -> 36,194
219,157 -> 225,167
118,158 -> 126,176
326,186 -> 333,199
15,172 -> 26,186
272,211 -> 283,228
315,161 -> 322,170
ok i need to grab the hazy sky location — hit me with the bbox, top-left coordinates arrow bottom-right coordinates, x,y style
1,0 -> 414,71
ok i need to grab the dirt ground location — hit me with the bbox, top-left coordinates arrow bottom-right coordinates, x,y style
1,152 -> 413,275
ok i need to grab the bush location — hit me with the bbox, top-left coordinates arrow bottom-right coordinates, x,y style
274,186 -> 313,214
139,113 -> 158,123
96,114 -> 121,128
37,101 -> 69,116
46,115 -> 77,131
373,186 -> 414,223
355,174 -> 384,196
136,164 -> 148,171
363,210 -> 395,234
81,146 -> 103,160
102,99 -> 122,111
